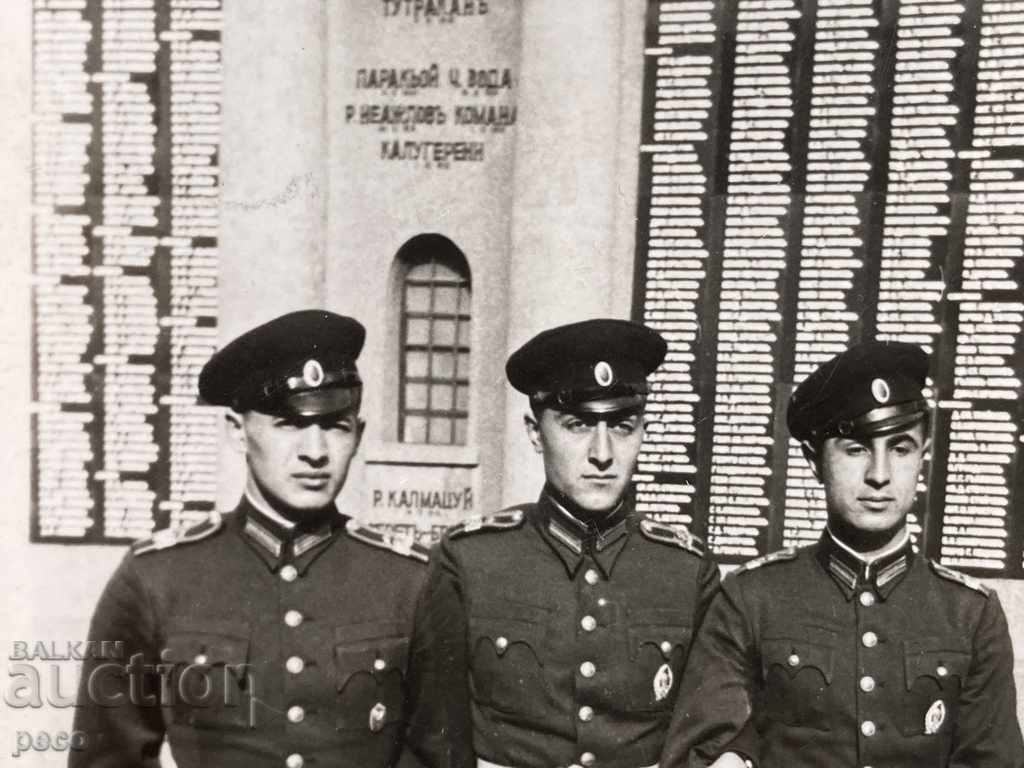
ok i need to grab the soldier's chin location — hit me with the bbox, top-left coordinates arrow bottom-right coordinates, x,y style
573,490 -> 621,515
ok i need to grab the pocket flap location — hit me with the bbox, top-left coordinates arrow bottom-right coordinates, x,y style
334,635 -> 410,692
763,637 -> 835,685
469,616 -> 546,661
163,632 -> 250,667
627,625 -> 692,660
903,638 -> 971,690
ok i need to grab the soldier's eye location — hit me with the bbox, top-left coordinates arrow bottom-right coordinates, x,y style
612,420 -> 638,435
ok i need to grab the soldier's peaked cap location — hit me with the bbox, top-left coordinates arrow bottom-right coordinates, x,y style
199,310 -> 365,416
506,319 -> 667,413
787,339 -> 929,443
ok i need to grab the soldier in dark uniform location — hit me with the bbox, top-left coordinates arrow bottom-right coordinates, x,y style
404,318 -> 721,768
660,339 -> 1024,768
71,310 -> 428,768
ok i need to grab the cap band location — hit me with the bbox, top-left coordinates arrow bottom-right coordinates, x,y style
264,366 -> 362,401
823,399 -> 928,439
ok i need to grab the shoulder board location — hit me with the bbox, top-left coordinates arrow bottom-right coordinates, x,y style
733,547 -> 798,575
930,560 -> 991,597
345,520 -> 429,563
132,512 -> 223,556
639,518 -> 705,557
448,509 -> 525,539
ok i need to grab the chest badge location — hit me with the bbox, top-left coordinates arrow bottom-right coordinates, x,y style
924,699 -> 946,735
654,663 -> 674,702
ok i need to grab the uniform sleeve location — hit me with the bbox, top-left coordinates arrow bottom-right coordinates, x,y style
402,536 -> 475,768
949,590 -> 1024,768
660,575 -> 759,768
692,553 -> 722,636
69,554 -> 165,768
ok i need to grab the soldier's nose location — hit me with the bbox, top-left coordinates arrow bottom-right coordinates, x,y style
865,449 -> 890,488
589,422 -> 613,469
298,425 -> 329,465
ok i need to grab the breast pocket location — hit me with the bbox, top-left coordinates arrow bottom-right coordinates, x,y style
626,607 -> 692,712
900,638 -> 970,737
333,621 -> 410,734
468,600 -> 551,717
163,629 -> 252,730
761,636 -> 836,731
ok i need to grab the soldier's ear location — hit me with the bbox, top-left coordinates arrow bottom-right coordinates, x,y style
225,409 -> 247,454
801,441 -> 822,481
524,411 -> 543,454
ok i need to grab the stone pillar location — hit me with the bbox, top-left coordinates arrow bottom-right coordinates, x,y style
219,1 -> 328,342
217,1 -> 329,505
501,0 -> 645,505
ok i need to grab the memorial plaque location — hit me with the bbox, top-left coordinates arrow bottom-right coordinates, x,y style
635,0 -> 1024,576
31,0 -> 222,543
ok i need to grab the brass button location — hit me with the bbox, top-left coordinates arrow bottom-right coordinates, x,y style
280,564 -> 298,582
936,664 -> 948,677
286,656 -> 305,674
581,752 -> 596,767
193,653 -> 208,665
578,705 -> 594,722
373,658 -> 387,672
859,591 -> 876,607
660,640 -> 673,655
861,720 -> 876,737
585,568 -> 600,585
787,653 -> 800,667
284,609 -> 304,627
862,631 -> 878,648
495,636 -> 509,653
860,675 -> 875,692
580,661 -> 596,678
285,754 -> 304,768
597,597 -> 608,607
581,615 -> 597,632
287,705 -> 305,723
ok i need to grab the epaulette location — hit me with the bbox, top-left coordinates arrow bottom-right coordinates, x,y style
131,511 -> 223,556
448,509 -> 525,539
345,520 -> 429,563
930,560 -> 991,597
733,547 -> 798,575
639,517 -> 705,557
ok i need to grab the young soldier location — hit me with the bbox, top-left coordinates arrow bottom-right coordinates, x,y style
660,339 -> 1024,768
71,310 -> 428,768
405,318 -> 720,768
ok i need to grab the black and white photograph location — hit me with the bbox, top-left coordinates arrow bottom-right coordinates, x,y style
1,1 -> 1023,766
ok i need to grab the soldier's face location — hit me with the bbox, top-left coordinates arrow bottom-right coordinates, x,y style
526,407 -> 644,514
231,409 -> 364,515
816,423 -> 929,536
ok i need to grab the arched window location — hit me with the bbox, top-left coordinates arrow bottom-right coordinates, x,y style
396,235 -> 471,445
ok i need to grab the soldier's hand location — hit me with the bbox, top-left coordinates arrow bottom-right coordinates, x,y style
708,752 -> 752,768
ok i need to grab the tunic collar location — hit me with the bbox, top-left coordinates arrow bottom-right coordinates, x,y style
533,491 -> 631,579
816,527 -> 913,601
237,496 -> 343,575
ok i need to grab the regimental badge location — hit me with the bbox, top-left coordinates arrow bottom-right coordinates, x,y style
594,361 -> 614,387
653,663 -> 674,702
302,359 -> 325,387
369,701 -> 387,732
925,699 -> 946,735
871,377 -> 891,404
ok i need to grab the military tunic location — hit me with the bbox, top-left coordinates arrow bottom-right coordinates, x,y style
405,493 -> 720,768
659,531 -> 1024,768
70,498 -> 428,768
